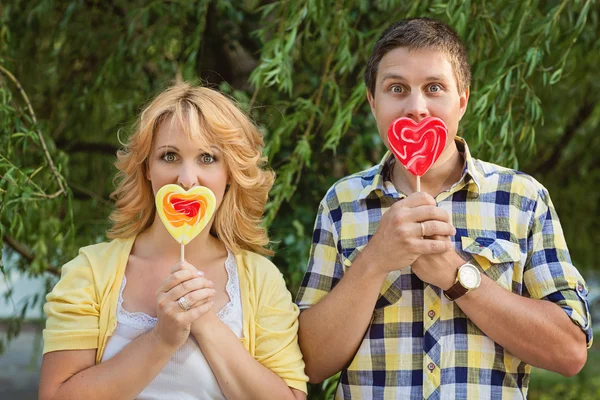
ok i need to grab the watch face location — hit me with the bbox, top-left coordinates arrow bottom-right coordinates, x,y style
459,264 -> 481,289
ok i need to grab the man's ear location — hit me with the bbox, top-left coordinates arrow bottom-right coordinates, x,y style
458,87 -> 470,121
366,89 -> 376,114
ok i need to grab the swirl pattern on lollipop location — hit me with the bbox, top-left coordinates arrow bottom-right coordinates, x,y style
155,184 -> 216,245
387,117 -> 448,177
162,193 -> 206,227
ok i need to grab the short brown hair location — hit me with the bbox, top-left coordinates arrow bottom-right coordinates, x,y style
365,18 -> 471,96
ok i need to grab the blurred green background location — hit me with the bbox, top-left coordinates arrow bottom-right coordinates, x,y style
1,0 -> 598,398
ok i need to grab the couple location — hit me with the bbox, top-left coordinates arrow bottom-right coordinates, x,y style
39,18 -> 592,400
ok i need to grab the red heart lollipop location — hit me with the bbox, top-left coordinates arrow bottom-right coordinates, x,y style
387,117 -> 448,177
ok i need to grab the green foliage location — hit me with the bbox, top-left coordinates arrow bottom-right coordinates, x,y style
0,1 -> 598,397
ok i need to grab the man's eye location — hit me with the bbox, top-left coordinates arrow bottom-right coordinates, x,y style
391,85 -> 404,93
201,154 -> 215,163
429,84 -> 442,92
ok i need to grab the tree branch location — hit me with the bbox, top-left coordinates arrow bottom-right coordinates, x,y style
533,100 -> 595,175
0,65 -> 67,198
3,235 -> 60,277
55,139 -> 119,155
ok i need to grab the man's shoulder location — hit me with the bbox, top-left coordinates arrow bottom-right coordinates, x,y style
473,158 -> 547,198
321,163 -> 381,206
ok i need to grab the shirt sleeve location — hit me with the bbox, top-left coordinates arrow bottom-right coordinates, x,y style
254,267 -> 308,393
524,186 -> 593,348
43,253 -> 100,354
295,199 -> 345,311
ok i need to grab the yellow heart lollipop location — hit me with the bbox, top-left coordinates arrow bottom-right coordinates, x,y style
155,184 -> 216,245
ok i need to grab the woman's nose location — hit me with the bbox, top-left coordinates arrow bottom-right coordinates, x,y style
177,163 -> 199,190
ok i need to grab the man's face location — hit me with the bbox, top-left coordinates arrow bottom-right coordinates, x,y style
367,47 -> 469,163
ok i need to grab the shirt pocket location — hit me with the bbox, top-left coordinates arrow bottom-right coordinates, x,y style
460,236 -> 523,292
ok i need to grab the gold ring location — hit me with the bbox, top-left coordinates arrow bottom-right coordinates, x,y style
178,296 -> 191,311
420,222 -> 425,237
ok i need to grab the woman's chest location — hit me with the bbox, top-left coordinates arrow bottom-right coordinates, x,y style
122,257 -> 232,317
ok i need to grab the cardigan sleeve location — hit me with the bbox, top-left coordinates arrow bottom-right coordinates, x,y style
253,262 -> 308,393
43,252 -> 100,354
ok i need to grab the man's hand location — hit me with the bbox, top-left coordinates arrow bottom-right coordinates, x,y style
362,192 -> 456,275
412,245 -> 465,290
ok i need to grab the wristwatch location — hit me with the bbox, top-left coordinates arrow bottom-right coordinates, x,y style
444,263 -> 481,301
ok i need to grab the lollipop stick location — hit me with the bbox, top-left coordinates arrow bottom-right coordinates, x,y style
181,243 -> 185,263
416,175 -> 421,193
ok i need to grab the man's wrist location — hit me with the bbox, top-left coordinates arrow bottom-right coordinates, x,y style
353,246 -> 389,282
441,251 -> 466,291
444,261 -> 481,300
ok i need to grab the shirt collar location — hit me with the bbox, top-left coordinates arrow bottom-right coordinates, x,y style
357,136 -> 482,201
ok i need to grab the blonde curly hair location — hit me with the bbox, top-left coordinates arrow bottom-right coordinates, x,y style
107,83 -> 275,256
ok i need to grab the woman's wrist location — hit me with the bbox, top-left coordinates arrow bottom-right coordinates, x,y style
148,327 -> 181,356
190,311 -> 221,339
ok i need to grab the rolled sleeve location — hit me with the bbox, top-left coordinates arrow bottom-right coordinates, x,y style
43,254 -> 100,354
524,188 -> 593,347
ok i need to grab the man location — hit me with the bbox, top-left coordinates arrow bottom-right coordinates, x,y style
296,18 -> 592,399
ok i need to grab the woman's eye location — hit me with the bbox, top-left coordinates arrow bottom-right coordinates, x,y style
162,153 -> 177,162
201,154 -> 215,163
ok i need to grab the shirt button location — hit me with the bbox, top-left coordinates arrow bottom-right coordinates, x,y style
428,310 -> 436,319
428,363 -> 436,371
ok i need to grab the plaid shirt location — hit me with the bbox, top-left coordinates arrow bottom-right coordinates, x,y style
296,138 -> 592,400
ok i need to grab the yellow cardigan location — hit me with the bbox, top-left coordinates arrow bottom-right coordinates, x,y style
43,237 -> 308,393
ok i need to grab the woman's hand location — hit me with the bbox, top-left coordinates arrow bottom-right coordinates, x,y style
152,261 -> 215,349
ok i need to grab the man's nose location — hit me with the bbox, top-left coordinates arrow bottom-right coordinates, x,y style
404,92 -> 429,122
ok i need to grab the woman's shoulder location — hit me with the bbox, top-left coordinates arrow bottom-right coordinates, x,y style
78,236 -> 135,260
60,237 -> 135,280
234,249 -> 288,294
235,249 -> 279,276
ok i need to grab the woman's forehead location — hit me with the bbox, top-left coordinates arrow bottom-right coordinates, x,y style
153,113 -> 216,150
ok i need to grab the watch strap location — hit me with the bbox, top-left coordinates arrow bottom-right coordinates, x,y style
444,280 -> 469,301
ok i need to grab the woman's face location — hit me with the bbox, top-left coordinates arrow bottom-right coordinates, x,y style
146,116 -> 229,216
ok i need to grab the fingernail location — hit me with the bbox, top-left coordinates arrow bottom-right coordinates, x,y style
209,280 -> 214,286
197,271 -> 204,276
212,289 -> 216,295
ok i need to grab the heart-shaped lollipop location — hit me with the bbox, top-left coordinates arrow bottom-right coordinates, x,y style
387,117 -> 448,178
155,184 -> 216,247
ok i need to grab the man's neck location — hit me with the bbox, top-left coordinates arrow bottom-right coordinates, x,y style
391,142 -> 465,198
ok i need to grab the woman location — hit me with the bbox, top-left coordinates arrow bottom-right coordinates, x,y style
39,83 -> 308,399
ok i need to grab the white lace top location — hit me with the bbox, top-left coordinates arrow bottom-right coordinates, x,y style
101,250 -> 243,400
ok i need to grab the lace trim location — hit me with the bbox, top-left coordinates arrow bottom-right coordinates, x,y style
116,249 -> 240,329
217,250 -> 240,321
117,275 -> 157,330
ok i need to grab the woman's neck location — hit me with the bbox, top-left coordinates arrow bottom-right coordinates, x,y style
135,218 -> 225,264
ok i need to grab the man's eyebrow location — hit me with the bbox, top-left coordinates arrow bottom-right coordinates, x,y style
380,74 -> 450,83
380,73 -> 406,83
424,75 -> 448,81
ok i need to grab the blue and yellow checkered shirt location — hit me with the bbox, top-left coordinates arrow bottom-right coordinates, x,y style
296,138 -> 592,399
